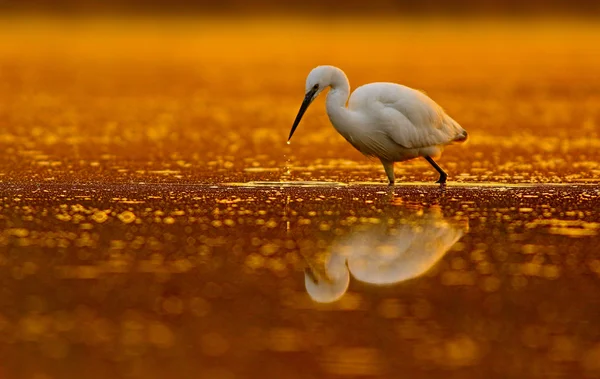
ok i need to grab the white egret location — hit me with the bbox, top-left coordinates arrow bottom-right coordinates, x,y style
304,208 -> 467,303
288,65 -> 468,185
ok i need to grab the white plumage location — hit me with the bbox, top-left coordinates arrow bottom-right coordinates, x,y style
304,208 -> 467,304
288,65 -> 468,185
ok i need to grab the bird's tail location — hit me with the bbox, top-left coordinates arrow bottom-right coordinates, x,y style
445,115 -> 468,143
454,129 -> 468,143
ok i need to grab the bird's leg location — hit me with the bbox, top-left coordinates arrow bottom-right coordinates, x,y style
381,160 -> 395,186
425,156 -> 448,184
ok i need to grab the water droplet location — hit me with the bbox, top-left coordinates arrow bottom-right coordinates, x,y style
281,152 -> 292,181
286,141 -> 291,145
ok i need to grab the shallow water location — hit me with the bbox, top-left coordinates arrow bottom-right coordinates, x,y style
1,183 -> 599,379
1,16 -> 600,379
1,18 -> 600,186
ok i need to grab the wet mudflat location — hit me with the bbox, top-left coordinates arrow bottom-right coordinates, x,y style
1,182 -> 599,379
1,16 -> 600,379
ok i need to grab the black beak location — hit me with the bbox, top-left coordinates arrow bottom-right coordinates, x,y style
304,267 -> 319,285
288,87 -> 318,141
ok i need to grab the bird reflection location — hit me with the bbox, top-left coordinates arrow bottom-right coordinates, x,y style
304,204 -> 467,303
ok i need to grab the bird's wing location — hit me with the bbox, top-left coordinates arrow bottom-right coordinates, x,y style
382,92 -> 460,149
356,134 -> 398,162
346,223 -> 463,285
352,83 -> 463,149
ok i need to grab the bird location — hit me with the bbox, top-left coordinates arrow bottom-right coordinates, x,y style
288,65 -> 468,185
303,206 -> 467,303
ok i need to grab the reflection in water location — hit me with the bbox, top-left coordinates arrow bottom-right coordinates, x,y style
304,204 -> 468,303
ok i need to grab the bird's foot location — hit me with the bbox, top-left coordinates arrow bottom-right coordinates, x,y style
388,180 -> 395,187
435,175 -> 447,184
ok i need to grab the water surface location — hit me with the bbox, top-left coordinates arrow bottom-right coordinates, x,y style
1,17 -> 600,379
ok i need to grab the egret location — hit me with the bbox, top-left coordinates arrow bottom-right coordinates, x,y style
304,207 -> 467,303
288,65 -> 468,185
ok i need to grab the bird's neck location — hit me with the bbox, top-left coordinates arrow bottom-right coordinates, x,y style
325,70 -> 352,135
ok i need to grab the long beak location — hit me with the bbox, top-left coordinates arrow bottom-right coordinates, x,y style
288,87 -> 318,141
304,267 -> 319,285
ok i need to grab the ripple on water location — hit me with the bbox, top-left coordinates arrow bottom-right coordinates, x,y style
225,181 -> 349,187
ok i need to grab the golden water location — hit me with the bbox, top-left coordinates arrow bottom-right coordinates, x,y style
0,16 -> 600,379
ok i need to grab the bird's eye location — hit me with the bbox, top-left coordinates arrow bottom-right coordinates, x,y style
313,84 -> 319,90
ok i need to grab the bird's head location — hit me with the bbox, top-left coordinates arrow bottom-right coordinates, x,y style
303,251 -> 350,304
304,266 -> 350,304
288,66 -> 337,142
305,66 -> 333,97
